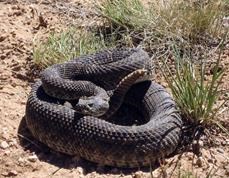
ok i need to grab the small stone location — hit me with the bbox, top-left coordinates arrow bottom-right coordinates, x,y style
1,54 -> 6,60
0,35 -> 7,42
27,154 -> 38,162
208,158 -> 214,163
9,139 -> 17,146
8,170 -> 18,176
0,141 -> 9,149
76,167 -> 84,175
186,152 -> 194,160
195,157 -> 203,167
216,148 -> 224,154
2,127 -> 9,133
133,171 -> 143,178
222,141 -> 227,146
198,140 -> 204,147
226,139 -> 229,145
18,157 -> 25,164
1,172 -> 8,176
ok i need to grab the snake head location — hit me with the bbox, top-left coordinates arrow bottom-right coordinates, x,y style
74,96 -> 110,117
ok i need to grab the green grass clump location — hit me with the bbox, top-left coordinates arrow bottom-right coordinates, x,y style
160,38 -> 228,130
33,28 -> 115,68
97,0 -> 151,30
98,0 -> 228,44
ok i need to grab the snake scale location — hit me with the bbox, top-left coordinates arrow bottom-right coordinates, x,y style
25,48 -> 183,167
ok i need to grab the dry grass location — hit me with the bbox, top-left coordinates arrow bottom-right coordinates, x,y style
33,28 -> 116,68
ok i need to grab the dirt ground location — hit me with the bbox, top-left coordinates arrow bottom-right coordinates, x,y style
0,1 -> 229,178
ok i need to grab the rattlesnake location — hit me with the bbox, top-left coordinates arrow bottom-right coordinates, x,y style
25,48 -> 183,167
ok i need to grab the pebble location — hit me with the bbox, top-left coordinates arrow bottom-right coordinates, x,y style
76,167 -> 84,175
0,141 -> 9,149
27,154 -> 38,162
0,35 -> 7,42
8,170 -> 18,176
1,133 -> 10,140
198,140 -> 204,147
133,171 -> 143,178
207,158 -> 215,163
195,157 -> 203,167
186,152 -> 194,160
226,139 -> 229,145
2,170 -> 18,177
9,139 -> 17,146
216,148 -> 224,154
18,157 -> 25,164
221,141 -> 227,146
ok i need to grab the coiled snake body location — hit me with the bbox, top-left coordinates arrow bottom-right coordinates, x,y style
25,48 -> 183,167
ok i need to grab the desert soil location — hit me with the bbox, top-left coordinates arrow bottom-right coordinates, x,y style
0,1 -> 229,178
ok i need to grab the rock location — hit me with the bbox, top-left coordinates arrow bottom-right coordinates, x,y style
8,170 -> 18,176
27,154 -> 38,162
0,141 -> 9,149
133,171 -> 143,178
198,140 -> 204,147
2,170 -> 18,177
0,35 -> 7,42
9,139 -> 17,146
195,157 -> 203,167
18,157 -> 25,164
226,139 -> 229,145
207,158 -> 214,163
76,167 -> 84,175
1,172 -> 8,176
221,141 -> 227,146
1,132 -> 10,140
216,148 -> 224,154
186,152 -> 194,160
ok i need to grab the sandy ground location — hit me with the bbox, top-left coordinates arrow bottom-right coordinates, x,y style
0,1 -> 229,178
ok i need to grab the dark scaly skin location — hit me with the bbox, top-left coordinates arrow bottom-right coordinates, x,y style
40,48 -> 152,117
40,48 -> 151,100
26,80 -> 183,167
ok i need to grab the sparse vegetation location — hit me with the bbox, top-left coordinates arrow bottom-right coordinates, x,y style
33,28 -> 116,68
98,0 -> 228,45
160,40 -> 227,128
177,168 -> 218,178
